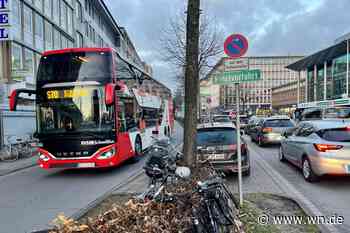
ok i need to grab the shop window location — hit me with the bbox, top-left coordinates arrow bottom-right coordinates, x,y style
24,49 -> 34,75
11,43 -> 22,71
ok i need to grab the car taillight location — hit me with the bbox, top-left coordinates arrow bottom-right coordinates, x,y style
314,144 -> 343,152
262,127 -> 272,133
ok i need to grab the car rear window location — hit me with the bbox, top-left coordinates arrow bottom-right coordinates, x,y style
264,119 -> 294,127
213,116 -> 231,122
319,128 -> 350,142
197,128 -> 236,146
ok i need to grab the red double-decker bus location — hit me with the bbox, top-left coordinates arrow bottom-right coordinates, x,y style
10,48 -> 174,169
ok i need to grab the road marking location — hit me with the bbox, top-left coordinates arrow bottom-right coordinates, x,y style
249,145 -> 340,233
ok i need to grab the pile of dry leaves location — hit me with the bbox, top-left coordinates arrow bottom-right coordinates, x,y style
49,166 -> 243,233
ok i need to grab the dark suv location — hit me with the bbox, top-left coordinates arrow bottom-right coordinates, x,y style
196,123 -> 250,176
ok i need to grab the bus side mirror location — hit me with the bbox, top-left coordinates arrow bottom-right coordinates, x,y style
9,89 -> 36,111
105,83 -> 115,106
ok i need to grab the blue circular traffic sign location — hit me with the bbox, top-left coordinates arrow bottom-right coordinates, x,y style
224,34 -> 248,58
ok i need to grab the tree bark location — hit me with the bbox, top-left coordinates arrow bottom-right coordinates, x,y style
182,0 -> 200,166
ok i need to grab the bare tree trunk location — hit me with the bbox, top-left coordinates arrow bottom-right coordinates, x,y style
183,0 -> 200,166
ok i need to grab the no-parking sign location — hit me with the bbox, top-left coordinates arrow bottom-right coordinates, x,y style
224,34 -> 248,58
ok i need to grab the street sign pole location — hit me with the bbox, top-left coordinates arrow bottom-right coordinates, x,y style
236,82 -> 243,206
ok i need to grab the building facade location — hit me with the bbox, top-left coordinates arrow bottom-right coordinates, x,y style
0,0 -> 168,147
202,56 -> 306,113
288,35 -> 350,108
272,80 -> 306,113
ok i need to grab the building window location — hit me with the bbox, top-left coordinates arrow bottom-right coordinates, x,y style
60,1 -> 68,30
76,31 -> 83,47
53,28 -> 60,49
44,21 -> 53,50
67,7 -> 73,35
76,0 -> 83,22
53,0 -> 59,23
61,34 -> 68,48
23,5 -> 33,46
44,0 -> 52,18
85,22 -> 89,37
12,0 -> 22,40
68,40 -> 73,48
333,54 -> 347,98
24,48 -> 34,75
11,43 -> 22,71
34,0 -> 43,12
35,14 -> 44,51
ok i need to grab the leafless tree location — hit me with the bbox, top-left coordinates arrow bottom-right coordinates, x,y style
159,9 -> 223,80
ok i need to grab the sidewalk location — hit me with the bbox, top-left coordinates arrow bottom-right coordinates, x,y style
0,156 -> 37,176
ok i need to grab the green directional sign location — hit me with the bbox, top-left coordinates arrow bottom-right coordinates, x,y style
213,69 -> 261,84
200,87 -> 211,97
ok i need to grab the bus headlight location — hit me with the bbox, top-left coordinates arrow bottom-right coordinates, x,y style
97,148 -> 115,160
39,154 -> 50,162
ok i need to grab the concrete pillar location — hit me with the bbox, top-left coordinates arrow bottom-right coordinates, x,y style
305,70 -> 308,102
314,64 -> 317,101
297,71 -> 300,105
347,39 -> 349,97
324,62 -> 327,100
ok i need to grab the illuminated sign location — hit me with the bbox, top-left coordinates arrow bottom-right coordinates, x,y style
46,89 -> 89,99
0,0 -> 10,41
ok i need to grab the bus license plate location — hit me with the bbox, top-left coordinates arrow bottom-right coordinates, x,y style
77,163 -> 95,168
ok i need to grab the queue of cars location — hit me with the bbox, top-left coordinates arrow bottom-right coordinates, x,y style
244,106 -> 350,182
198,106 -> 350,182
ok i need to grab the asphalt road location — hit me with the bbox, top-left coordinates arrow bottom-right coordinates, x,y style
0,121 -> 183,233
240,135 -> 350,233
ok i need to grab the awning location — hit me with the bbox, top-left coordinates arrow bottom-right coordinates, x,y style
132,88 -> 161,109
286,40 -> 348,71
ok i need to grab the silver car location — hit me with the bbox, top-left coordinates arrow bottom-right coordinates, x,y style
279,120 -> 350,182
251,116 -> 295,146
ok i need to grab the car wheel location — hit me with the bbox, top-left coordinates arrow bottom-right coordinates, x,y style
279,146 -> 286,162
302,157 -> 319,182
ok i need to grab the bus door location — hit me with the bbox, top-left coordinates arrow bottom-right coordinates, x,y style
116,101 -> 134,160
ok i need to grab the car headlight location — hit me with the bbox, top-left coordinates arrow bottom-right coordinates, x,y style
97,148 -> 115,160
39,154 -> 50,162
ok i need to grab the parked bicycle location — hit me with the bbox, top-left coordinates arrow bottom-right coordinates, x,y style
0,134 -> 37,162
137,135 -> 239,233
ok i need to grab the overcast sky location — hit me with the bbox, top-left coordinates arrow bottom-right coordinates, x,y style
104,0 -> 350,91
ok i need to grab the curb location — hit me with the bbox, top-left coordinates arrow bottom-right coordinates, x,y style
70,168 -> 144,221
249,145 -> 339,233
0,159 -> 37,176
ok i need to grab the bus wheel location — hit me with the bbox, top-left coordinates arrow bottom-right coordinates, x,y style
132,137 -> 143,162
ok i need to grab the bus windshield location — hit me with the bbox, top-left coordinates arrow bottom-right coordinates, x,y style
37,51 -> 112,87
37,86 -> 114,136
